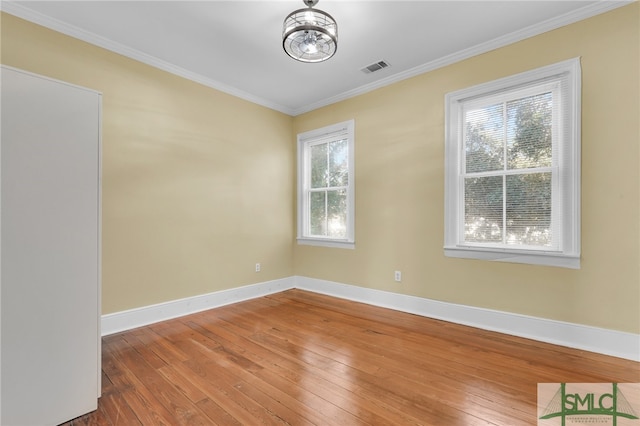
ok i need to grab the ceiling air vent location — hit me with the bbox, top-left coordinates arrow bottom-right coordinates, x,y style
361,60 -> 390,74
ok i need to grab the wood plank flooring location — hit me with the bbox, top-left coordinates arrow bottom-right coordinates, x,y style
64,289 -> 639,425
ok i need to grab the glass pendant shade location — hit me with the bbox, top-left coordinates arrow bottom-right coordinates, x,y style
283,1 -> 337,63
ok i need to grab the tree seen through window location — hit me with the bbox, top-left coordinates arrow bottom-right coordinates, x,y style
464,92 -> 553,247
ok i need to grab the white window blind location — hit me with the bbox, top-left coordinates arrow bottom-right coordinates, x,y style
462,83 -> 558,250
297,120 -> 355,248
445,59 -> 580,268
307,135 -> 349,239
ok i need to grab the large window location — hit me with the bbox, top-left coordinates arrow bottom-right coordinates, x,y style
444,59 -> 580,268
297,120 -> 355,248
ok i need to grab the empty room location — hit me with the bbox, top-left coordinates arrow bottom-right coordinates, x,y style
1,1 -> 639,425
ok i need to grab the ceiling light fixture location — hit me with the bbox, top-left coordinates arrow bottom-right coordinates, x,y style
282,0 -> 337,63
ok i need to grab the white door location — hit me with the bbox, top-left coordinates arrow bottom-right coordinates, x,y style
1,66 -> 101,426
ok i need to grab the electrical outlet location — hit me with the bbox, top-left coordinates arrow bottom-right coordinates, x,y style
394,270 -> 402,282
255,263 -> 261,272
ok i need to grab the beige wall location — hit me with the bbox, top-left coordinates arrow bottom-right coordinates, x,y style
2,4 -> 638,334
293,4 -> 640,334
1,13 -> 295,314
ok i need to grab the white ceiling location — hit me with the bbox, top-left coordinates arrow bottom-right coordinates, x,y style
3,1 -> 631,115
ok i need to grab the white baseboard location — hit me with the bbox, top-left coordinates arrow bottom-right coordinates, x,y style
101,275 -> 639,362
101,277 -> 295,336
294,276 -> 640,362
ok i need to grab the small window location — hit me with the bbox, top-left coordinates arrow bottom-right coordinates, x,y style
444,59 -> 581,268
297,120 -> 355,249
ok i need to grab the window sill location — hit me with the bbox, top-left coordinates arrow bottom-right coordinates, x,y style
297,238 -> 355,250
444,246 -> 580,269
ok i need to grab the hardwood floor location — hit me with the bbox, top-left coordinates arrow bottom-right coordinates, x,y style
64,289 -> 639,425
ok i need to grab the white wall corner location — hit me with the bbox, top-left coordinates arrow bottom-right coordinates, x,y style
293,276 -> 640,362
101,277 -> 295,336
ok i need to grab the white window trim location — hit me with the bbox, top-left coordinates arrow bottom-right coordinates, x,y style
297,120 -> 355,249
444,58 -> 581,269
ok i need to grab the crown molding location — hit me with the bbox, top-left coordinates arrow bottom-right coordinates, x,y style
0,1 -> 296,116
2,0 -> 632,117
290,0 -> 633,116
